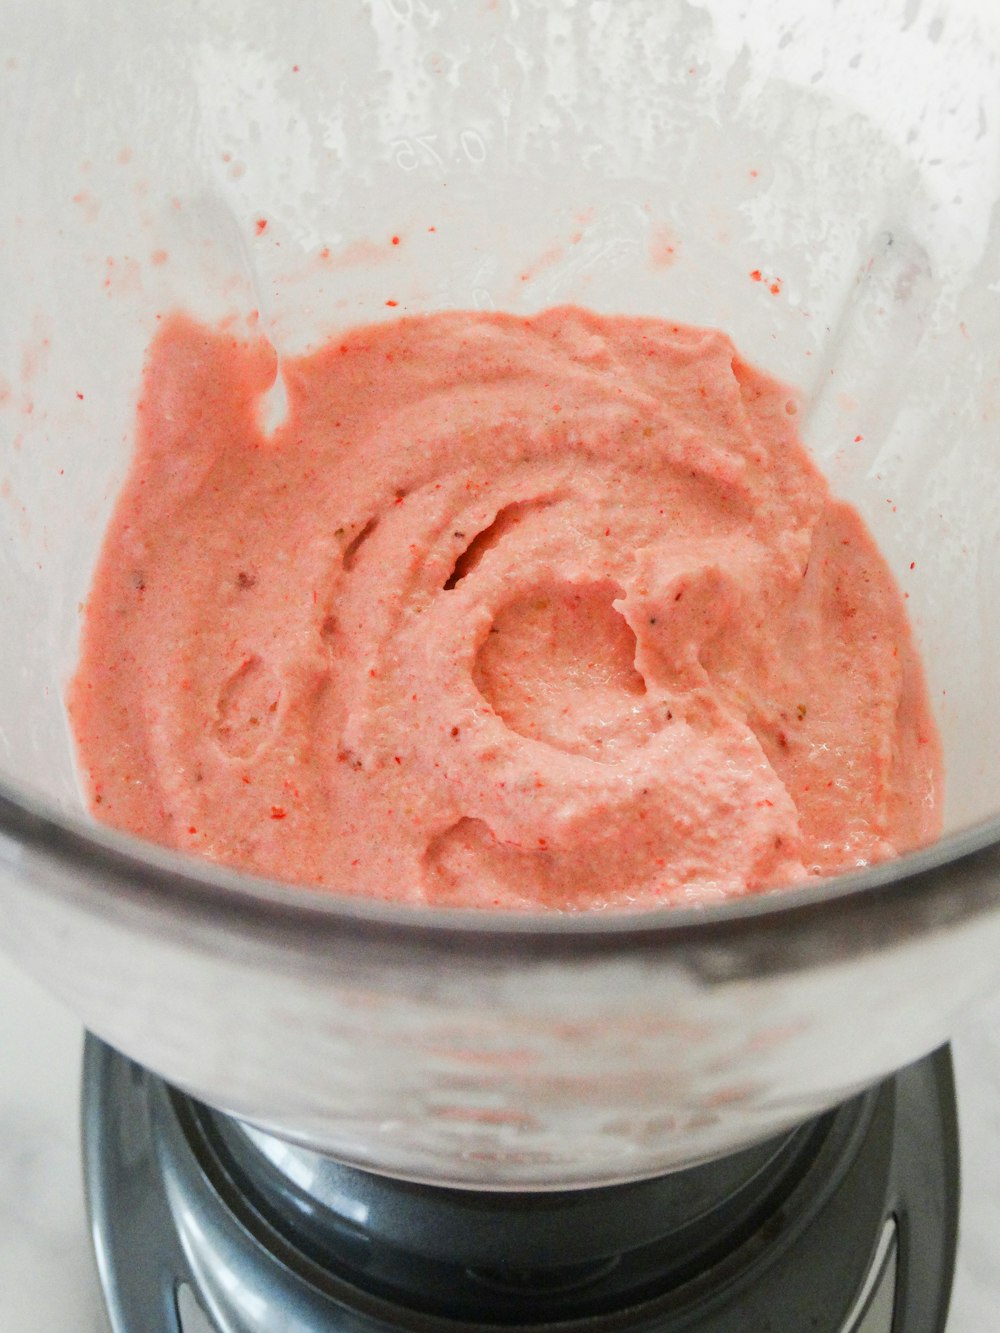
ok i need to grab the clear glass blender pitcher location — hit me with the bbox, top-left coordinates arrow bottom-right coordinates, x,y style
0,0 -> 999,1188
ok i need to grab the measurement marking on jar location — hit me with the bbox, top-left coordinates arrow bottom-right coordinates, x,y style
391,129 -> 490,172
460,129 -> 487,164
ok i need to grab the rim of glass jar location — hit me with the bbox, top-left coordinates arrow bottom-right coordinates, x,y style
2,773 -> 999,957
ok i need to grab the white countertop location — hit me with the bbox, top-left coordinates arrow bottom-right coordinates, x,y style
1,953 -> 998,1333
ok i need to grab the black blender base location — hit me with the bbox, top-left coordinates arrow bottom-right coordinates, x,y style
81,1040 -> 958,1332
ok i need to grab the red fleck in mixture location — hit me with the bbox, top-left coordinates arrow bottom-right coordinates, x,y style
68,307 -> 941,910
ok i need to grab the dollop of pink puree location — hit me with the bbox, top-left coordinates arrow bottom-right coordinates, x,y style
69,307 -> 941,909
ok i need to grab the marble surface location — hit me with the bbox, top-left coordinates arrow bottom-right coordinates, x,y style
1,951 -> 998,1333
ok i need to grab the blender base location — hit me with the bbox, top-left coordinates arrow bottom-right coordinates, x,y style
82,1040 -> 958,1332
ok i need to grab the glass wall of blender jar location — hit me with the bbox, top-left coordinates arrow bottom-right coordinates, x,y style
0,0 -> 998,835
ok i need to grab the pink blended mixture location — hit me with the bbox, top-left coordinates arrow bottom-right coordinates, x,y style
69,307 -> 941,910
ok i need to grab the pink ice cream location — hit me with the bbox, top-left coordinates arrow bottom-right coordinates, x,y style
68,307 -> 941,910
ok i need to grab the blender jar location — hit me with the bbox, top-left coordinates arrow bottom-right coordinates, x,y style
0,0 -> 999,1189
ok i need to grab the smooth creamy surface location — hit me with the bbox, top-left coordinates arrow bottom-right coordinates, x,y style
69,308 -> 941,909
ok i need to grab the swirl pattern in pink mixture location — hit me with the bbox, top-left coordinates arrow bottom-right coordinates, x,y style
69,307 -> 941,909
